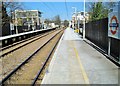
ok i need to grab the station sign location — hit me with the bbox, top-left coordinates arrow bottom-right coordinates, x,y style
10,23 -> 14,30
108,2 -> 120,40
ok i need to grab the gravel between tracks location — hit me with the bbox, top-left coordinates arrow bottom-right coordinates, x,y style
1,30 -> 61,80
4,30 -> 63,84
1,30 -> 56,57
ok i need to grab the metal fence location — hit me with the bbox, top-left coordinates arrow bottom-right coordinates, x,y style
2,24 -> 29,36
85,18 -> 120,61
2,23 -> 11,36
2,24 -> 42,36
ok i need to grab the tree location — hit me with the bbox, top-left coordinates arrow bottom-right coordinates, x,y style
3,1 -> 23,23
2,2 -> 9,27
44,18 -> 51,25
104,2 -> 117,13
91,2 -> 104,21
3,2 -> 23,16
44,15 -> 61,26
53,15 -> 61,26
63,20 -> 69,27
87,2 -> 116,21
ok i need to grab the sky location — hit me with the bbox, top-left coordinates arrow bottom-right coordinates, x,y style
22,2 -> 84,21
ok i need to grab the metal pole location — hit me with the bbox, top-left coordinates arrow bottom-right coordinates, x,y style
118,2 -> 120,85
78,19 -> 79,29
27,12 -> 29,31
42,18 -> 44,29
108,37 -> 111,56
72,7 -> 77,30
10,10 -> 12,35
15,10 -> 18,34
37,11 -> 39,27
119,41 -> 120,63
75,8 -> 77,30
32,15 -> 34,31
83,0 -> 85,40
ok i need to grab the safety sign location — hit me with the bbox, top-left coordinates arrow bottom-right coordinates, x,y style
108,2 -> 120,39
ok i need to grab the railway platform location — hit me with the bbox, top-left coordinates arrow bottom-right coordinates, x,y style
41,27 -> 119,84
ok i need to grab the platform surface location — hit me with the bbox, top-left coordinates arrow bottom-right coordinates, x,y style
41,28 -> 118,84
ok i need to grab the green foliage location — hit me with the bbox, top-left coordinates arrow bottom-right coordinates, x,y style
53,15 -> 61,26
44,18 -> 51,24
91,2 -> 104,21
44,15 -> 61,26
88,2 -> 116,21
2,2 -> 9,26
63,20 -> 69,27
3,2 -> 23,15
2,1 -> 23,26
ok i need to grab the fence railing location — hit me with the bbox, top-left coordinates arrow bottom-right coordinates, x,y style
0,28 -> 55,48
85,18 -> 120,62
2,23 -> 42,36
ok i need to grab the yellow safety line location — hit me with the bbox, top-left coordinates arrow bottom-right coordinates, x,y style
72,42 -> 90,84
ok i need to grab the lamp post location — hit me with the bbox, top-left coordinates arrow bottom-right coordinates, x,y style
32,15 -> 34,31
15,10 -> 18,34
42,17 -> 44,29
72,7 -> 77,29
83,0 -> 85,40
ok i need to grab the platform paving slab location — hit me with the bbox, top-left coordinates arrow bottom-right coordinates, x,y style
41,28 -> 118,84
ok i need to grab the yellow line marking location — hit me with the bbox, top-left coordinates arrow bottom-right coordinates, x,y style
72,42 -> 90,84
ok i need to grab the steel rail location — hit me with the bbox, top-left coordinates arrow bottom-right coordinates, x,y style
0,30 -> 56,58
1,29 -> 56,51
1,29 -> 56,50
1,33 -> 44,51
31,31 -> 63,85
0,30 -> 62,85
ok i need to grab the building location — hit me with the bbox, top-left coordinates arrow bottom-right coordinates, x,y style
12,10 -> 42,31
71,11 -> 90,29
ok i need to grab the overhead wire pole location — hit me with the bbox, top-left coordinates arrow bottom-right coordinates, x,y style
83,0 -> 86,40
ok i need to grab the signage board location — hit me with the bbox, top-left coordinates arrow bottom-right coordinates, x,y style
10,23 -> 14,30
108,2 -> 120,39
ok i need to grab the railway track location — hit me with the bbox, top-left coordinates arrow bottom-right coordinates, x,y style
0,29 -> 57,57
32,31 -> 62,85
1,29 -> 63,85
1,29 -> 62,80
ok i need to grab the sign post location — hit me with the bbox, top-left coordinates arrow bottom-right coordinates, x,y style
119,42 -> 120,63
108,1 -> 120,63
108,38 -> 111,56
15,10 -> 18,34
10,23 -> 14,35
